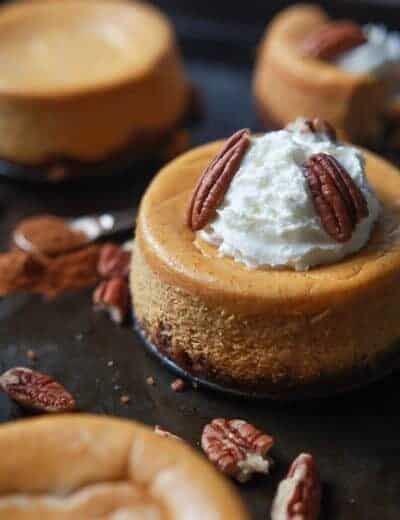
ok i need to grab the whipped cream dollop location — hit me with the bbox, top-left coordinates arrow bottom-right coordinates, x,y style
198,119 -> 380,271
334,24 -> 400,78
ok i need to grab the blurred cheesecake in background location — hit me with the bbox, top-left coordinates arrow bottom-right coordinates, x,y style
253,4 -> 400,149
0,414 -> 249,519
0,0 -> 191,180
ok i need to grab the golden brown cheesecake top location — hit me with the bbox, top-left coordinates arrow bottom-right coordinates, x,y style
136,139 -> 400,315
0,414 -> 249,519
0,0 -> 175,95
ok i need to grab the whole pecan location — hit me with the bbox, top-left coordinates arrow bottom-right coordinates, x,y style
302,20 -> 366,60
187,129 -> 250,231
271,453 -> 321,520
98,243 -> 131,279
305,118 -> 336,141
201,418 -> 274,482
0,367 -> 76,413
303,153 -> 368,242
93,276 -> 130,324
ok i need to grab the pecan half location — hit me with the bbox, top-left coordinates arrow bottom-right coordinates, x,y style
201,418 -> 274,482
0,367 -> 76,413
303,153 -> 368,242
305,118 -> 336,141
302,21 -> 366,60
93,276 -> 130,324
98,243 -> 131,279
271,453 -> 321,520
187,129 -> 250,231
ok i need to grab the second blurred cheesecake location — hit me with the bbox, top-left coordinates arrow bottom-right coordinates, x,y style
0,0 -> 191,179
253,4 -> 400,149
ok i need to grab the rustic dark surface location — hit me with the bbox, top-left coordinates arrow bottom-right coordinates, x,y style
0,2 -> 400,519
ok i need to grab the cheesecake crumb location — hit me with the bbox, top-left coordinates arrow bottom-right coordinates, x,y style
26,349 -> 37,362
171,378 -> 186,392
107,360 -> 114,367
120,394 -> 131,405
146,376 -> 155,386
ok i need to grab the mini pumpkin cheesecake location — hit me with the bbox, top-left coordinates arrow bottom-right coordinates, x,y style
0,414 -> 249,519
131,119 -> 400,398
253,4 -> 400,148
0,0 -> 190,180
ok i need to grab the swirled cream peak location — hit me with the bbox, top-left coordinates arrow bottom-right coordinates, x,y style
198,119 -> 380,271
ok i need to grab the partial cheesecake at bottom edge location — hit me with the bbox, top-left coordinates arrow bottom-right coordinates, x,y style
0,414 -> 249,519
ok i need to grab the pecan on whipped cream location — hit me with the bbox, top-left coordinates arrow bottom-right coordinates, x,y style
198,119 -> 380,271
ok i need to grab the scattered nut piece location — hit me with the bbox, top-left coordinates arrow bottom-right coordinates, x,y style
98,243 -> 131,279
93,277 -> 130,324
0,367 -> 76,413
271,453 -> 321,520
47,165 -> 68,182
171,378 -> 186,392
146,376 -> 155,386
26,349 -> 37,362
201,418 -> 274,482
120,394 -> 131,405
154,425 -> 182,441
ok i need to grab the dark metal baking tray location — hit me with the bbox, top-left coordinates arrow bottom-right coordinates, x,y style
1,2 -> 400,518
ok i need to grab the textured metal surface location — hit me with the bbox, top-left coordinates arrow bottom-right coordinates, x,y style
1,4 -> 400,518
